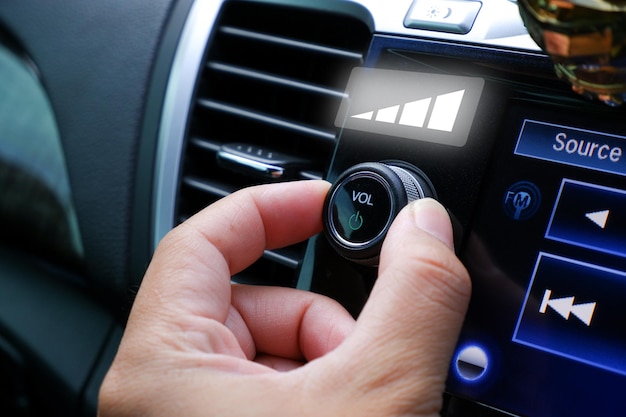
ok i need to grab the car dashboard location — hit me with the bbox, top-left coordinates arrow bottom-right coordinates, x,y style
0,0 -> 625,416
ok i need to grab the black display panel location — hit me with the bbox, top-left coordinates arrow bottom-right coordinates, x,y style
299,35 -> 626,417
448,100 -> 626,416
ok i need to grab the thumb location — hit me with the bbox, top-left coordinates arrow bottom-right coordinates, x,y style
328,198 -> 471,415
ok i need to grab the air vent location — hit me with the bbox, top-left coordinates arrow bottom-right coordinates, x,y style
175,0 -> 372,286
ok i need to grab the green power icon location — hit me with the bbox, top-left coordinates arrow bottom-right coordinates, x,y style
348,211 -> 364,230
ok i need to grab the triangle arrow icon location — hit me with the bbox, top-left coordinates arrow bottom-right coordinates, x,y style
547,296 -> 575,320
585,210 -> 609,229
571,302 -> 597,326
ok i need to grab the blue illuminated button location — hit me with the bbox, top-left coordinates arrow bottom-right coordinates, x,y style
546,179 -> 626,258
515,120 -> 626,177
513,253 -> 626,376
503,181 -> 541,221
454,345 -> 489,381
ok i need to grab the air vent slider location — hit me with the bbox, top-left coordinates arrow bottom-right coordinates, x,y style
216,143 -> 309,180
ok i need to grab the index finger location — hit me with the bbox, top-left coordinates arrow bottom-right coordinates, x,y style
136,180 -> 331,325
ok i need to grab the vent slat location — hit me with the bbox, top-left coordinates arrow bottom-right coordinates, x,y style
207,62 -> 349,99
175,0 -> 372,288
182,176 -> 233,198
299,170 -> 323,181
189,137 -> 221,153
263,249 -> 300,269
220,26 -> 364,61
197,98 -> 337,143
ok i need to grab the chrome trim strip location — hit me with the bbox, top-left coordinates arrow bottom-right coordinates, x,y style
216,150 -> 285,179
153,0 -> 225,250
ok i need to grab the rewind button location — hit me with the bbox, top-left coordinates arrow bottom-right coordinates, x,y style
513,253 -> 626,376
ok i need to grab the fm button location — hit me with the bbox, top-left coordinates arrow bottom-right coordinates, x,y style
323,161 -> 436,266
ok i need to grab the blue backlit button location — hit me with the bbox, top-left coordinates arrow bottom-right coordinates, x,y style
503,181 -> 541,221
546,179 -> 626,258
515,119 -> 626,177
454,345 -> 489,381
513,253 -> 626,375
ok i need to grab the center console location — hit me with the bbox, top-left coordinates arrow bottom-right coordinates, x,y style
160,0 -> 626,415
297,30 -> 626,417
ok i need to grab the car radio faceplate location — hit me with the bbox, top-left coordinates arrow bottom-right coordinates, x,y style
298,34 -> 626,417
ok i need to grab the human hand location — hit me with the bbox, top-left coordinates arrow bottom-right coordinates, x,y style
98,180 -> 471,417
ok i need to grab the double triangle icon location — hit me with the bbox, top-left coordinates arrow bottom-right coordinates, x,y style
539,289 -> 596,326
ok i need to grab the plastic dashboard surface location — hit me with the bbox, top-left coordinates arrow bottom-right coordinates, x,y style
300,34 -> 626,417
2,0 -> 624,415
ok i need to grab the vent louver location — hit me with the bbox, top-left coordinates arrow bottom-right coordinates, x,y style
175,0 -> 372,286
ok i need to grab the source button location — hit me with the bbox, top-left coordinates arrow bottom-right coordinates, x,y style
515,120 -> 626,177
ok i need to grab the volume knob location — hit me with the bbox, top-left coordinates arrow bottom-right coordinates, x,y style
323,161 -> 436,266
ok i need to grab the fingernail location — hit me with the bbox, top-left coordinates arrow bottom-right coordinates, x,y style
409,198 -> 454,250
